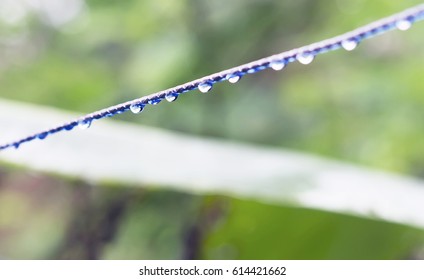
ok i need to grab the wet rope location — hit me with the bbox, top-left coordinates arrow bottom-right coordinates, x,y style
1,3 -> 424,151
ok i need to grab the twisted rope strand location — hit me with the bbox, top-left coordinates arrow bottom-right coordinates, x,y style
1,4 -> 424,151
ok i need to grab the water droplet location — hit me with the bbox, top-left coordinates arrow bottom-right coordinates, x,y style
226,73 -> 241,83
198,82 -> 213,93
13,143 -> 20,149
341,39 -> 358,51
148,98 -> 162,105
270,60 -> 286,71
165,92 -> 178,102
64,124 -> 75,131
247,65 -> 266,74
37,132 -> 48,140
214,76 -> 226,82
130,103 -> 145,114
287,57 -> 296,63
78,119 -> 91,130
329,44 -> 341,50
296,52 -> 314,65
396,19 -> 412,31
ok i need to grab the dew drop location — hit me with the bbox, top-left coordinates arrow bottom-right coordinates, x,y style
13,143 -> 20,149
341,39 -> 358,51
287,57 -> 296,63
64,123 -> 75,131
78,119 -> 91,130
226,73 -> 241,84
396,19 -> 412,31
130,103 -> 145,114
37,132 -> 48,140
270,60 -> 286,71
148,98 -> 162,105
246,65 -> 266,74
165,92 -> 178,102
198,82 -> 213,93
296,52 -> 314,65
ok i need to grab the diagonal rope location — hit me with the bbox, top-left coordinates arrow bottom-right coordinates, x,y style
1,4 -> 424,151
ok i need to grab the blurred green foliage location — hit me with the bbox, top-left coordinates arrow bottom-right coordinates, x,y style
1,0 -> 424,259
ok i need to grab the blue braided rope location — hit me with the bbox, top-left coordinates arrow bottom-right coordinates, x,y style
1,4 -> 424,151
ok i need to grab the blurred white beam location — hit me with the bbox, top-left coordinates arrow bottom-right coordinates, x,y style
1,98 -> 424,229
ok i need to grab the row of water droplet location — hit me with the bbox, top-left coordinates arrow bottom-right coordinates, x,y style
127,16 -> 416,111
1,15 -> 418,150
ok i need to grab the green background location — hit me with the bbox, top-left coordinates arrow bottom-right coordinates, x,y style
0,0 -> 424,259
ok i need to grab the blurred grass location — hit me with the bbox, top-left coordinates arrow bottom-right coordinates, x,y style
203,197 -> 424,259
1,0 -> 424,259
